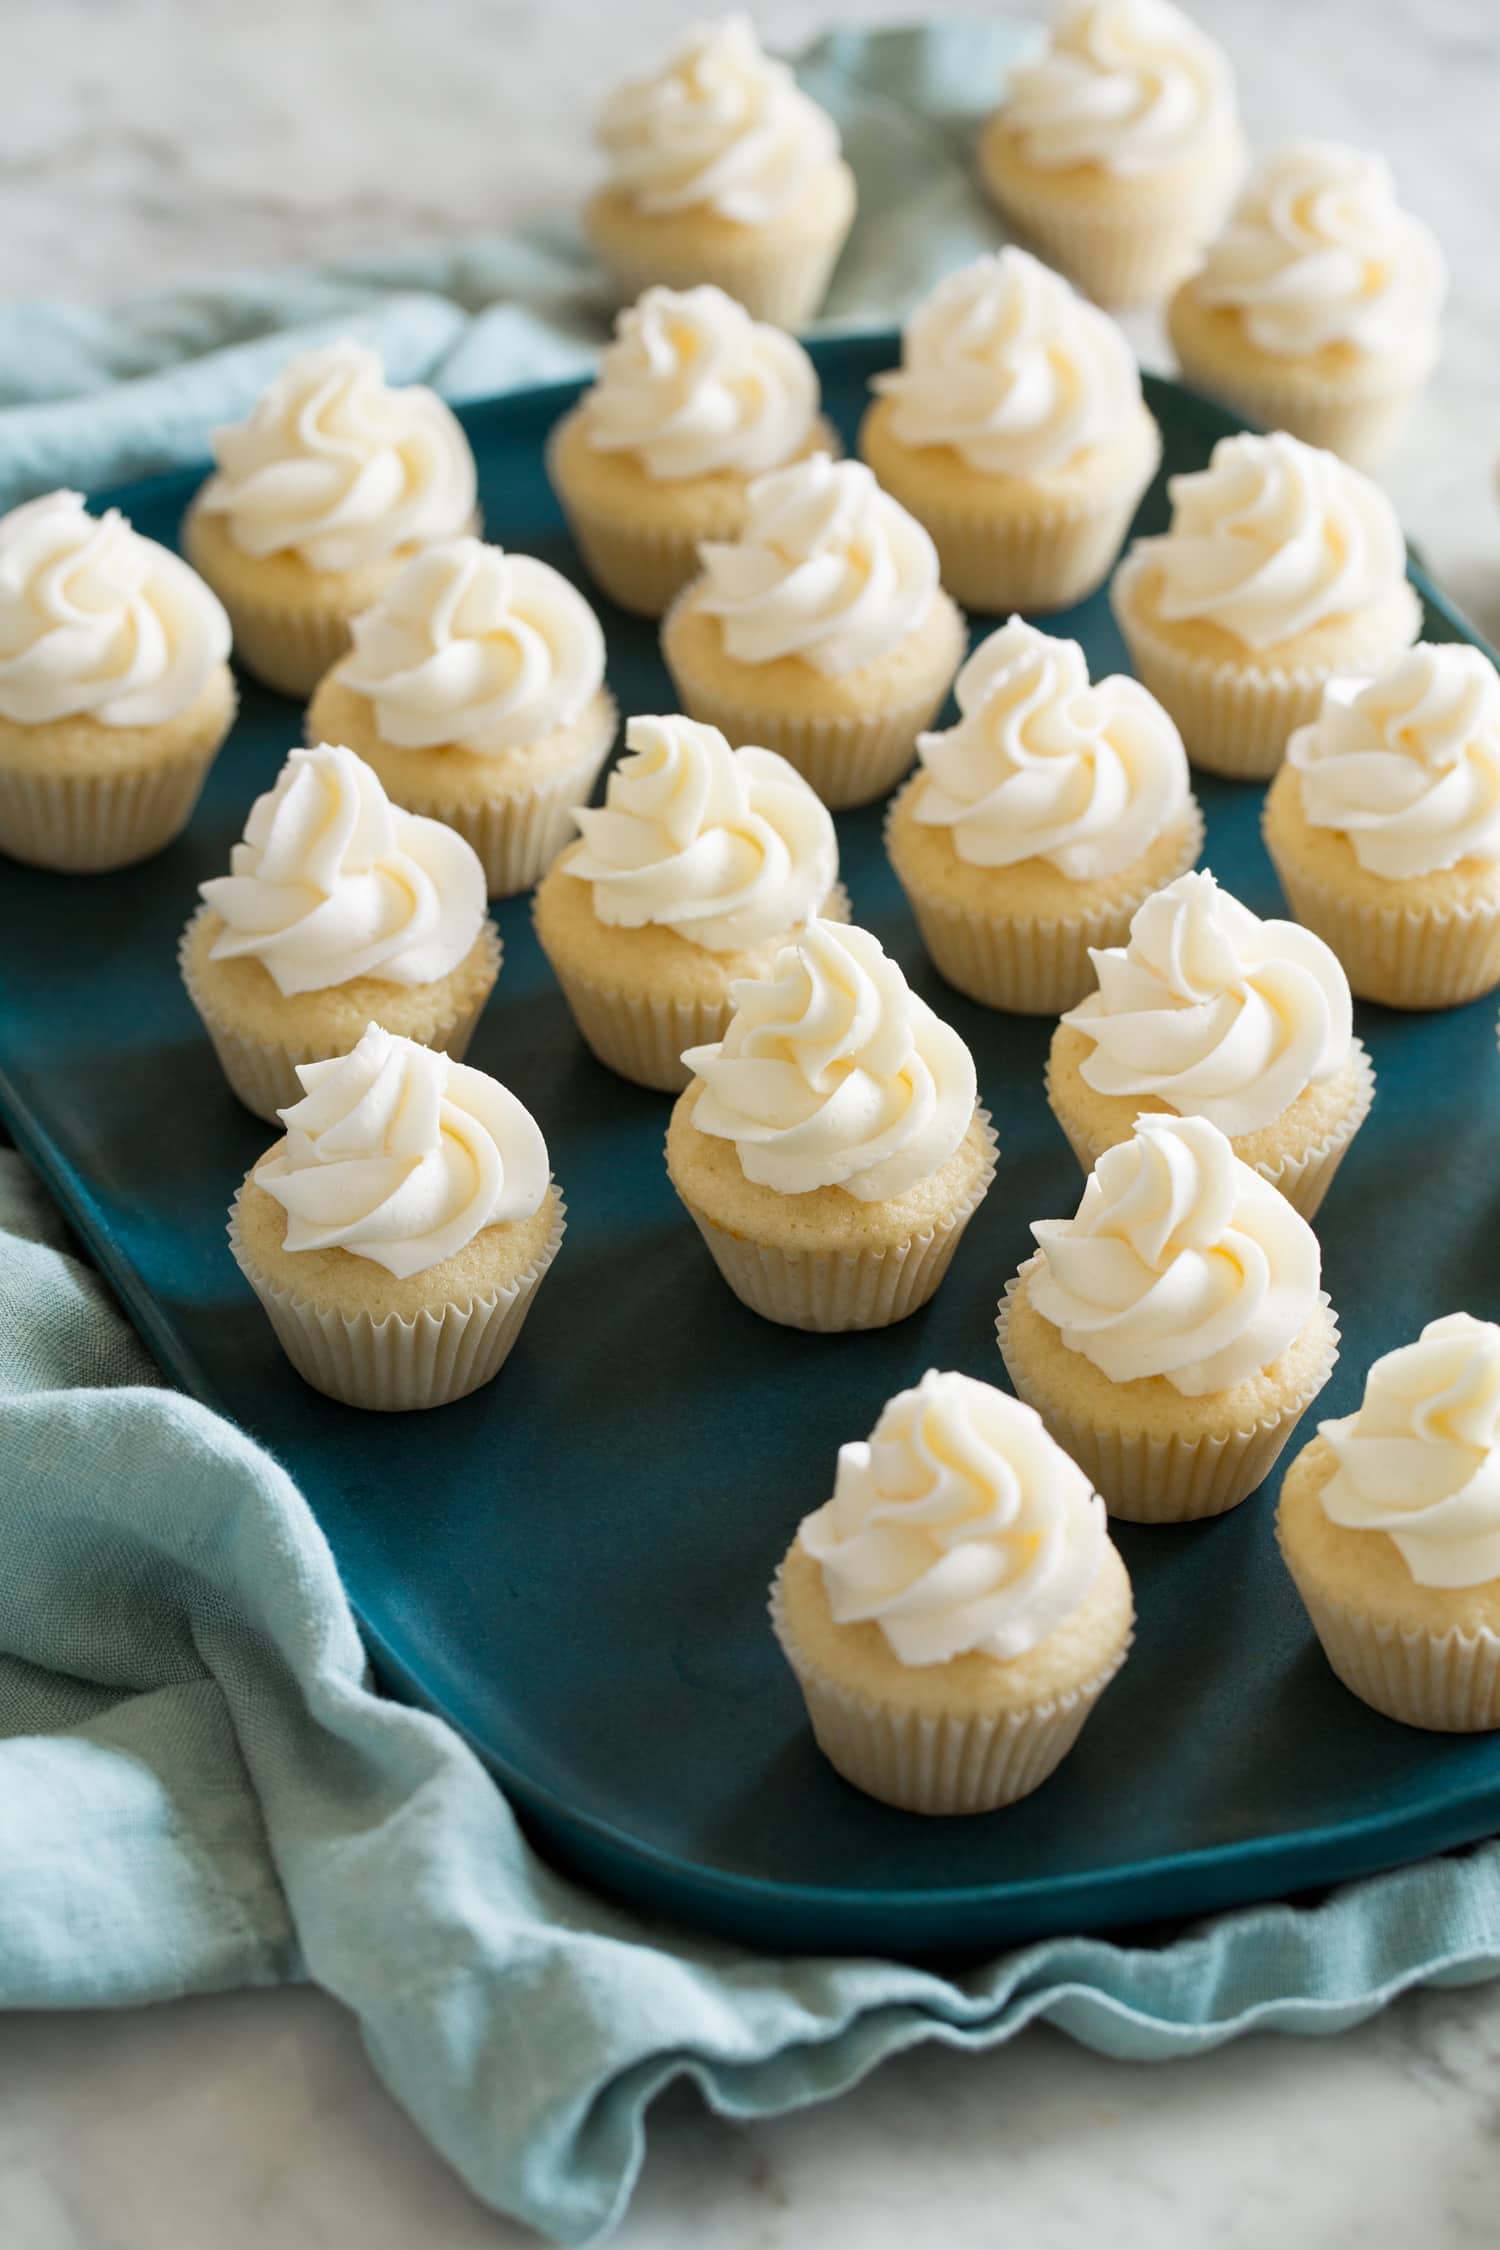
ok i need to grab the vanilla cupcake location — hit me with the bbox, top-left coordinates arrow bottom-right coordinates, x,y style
586,14 -> 856,330
184,343 -> 477,697
978,0 -> 1245,310
772,1369 -> 1133,1813
1265,644 -> 1500,1011
181,742 -> 499,1120
1170,141 -> 1446,470
1113,431 -> 1421,781
999,1113 -> 1339,1522
534,712 -> 840,1091
662,455 -> 966,809
0,491 -> 234,872
667,918 -> 996,1330
887,617 -> 1201,1013
1047,869 -> 1373,1219
307,536 -> 615,897
859,250 -> 1160,613
1280,1314 -> 1500,1730
547,285 -> 837,619
231,1025 -> 563,1412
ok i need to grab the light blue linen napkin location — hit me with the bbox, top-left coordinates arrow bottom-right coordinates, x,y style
5,21 -> 1500,2246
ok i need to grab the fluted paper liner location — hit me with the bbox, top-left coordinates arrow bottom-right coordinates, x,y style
673,1109 -> 998,1332
0,740 -> 220,874
662,600 -> 961,812
888,796 -> 1204,1015
1277,1541 -> 1500,1733
535,884 -> 851,1094
180,910 -> 502,1122
997,1271 -> 1339,1523
769,1568 -> 1131,1814
555,512 -> 705,623
1044,1036 -> 1375,1222
585,176 -> 855,330
1167,320 -> 1419,473
1112,564 -> 1422,782
229,1185 -> 565,1412
219,592 -> 359,701
376,719 -> 617,898
1262,820 -> 1500,1012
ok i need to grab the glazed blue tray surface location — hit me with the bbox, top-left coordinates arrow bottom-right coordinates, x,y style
4,339 -> 1500,1957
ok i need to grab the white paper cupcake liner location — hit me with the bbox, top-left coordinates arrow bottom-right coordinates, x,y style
586,170 -> 856,330
1043,1036 -> 1374,1222
997,1273 -> 1339,1523
535,885 -> 850,1094
662,598 -> 964,812
1263,827 -> 1500,1012
1277,1555 -> 1500,1732
378,710 -> 617,898
181,911 -> 501,1122
889,796 -> 1203,1015
673,1110 -> 997,1332
0,743 -> 220,874
228,1187 -> 565,1412
1112,561 -> 1423,781
1167,323 -> 1420,473
556,512 -> 705,622
769,1569 -> 1131,1813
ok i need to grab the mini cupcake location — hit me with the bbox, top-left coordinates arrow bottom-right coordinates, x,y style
307,536 -> 616,897
771,1369 -> 1133,1813
661,454 -> 966,809
1047,869 -> 1374,1219
184,342 -> 477,698
1265,643 -> 1500,1011
859,250 -> 1160,613
0,491 -> 234,872
1169,140 -> 1446,471
585,14 -> 856,330
1280,1314 -> 1500,1730
1111,429 -> 1421,780
667,917 -> 996,1331
181,742 -> 499,1120
534,712 -> 841,1091
978,0 -> 1245,310
999,1112 -> 1339,1523
547,284 -> 838,619
887,616 -> 1202,1013
231,1024 -> 563,1412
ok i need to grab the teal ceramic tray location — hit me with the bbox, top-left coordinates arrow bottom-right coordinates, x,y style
5,339 -> 1500,1957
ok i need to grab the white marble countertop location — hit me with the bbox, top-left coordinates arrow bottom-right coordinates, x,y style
4,2 -> 1500,2244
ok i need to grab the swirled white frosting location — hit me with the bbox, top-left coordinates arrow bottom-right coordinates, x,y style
1064,870 -> 1352,1138
1001,0 -> 1237,178
340,538 -> 606,755
0,489 -> 230,728
254,1023 -> 549,1281
1287,643 -> 1500,880
201,743 -> 487,998
1193,140 -> 1447,362
1318,1313 -> 1500,1588
196,342 -> 477,572
695,454 -> 940,678
682,917 -> 976,1199
1125,430 -> 1409,650
798,1368 -> 1108,1665
567,713 -> 836,951
872,249 -> 1145,476
914,616 -> 1190,879
584,285 -> 819,481
1029,1112 -> 1321,1395
596,11 -> 840,223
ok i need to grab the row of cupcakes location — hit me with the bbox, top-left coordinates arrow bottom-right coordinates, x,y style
584,7 -> 1445,470
0,260 -> 1446,884
774,1296 -> 1500,1822
3,445 -> 1498,1039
